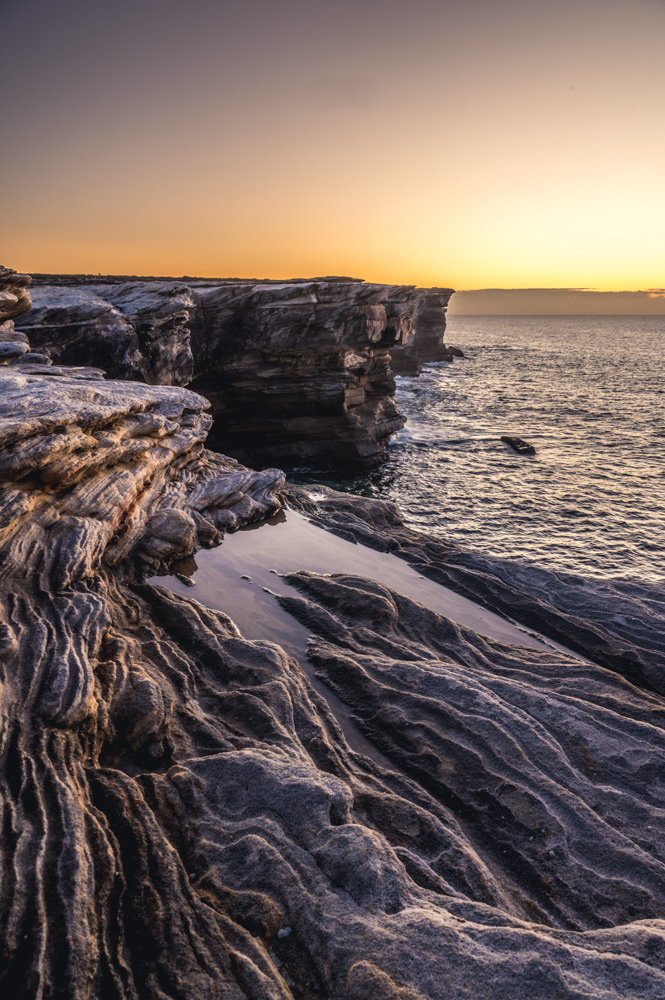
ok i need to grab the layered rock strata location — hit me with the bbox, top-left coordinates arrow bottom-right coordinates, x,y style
18,276 -> 454,466
187,279 -> 413,466
277,568 -> 665,933
389,287 -> 456,373
14,279 -> 195,385
287,484 -> 665,694
0,265 -> 33,361
3,264 -> 665,997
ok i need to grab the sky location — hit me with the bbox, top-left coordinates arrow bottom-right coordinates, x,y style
2,0 -> 664,307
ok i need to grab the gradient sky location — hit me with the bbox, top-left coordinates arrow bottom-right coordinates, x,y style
2,0 -> 664,297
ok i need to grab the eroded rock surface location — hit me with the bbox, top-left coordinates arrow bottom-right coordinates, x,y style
15,280 -> 194,385
279,570 -> 665,933
287,484 -> 665,693
3,266 -> 665,998
18,275 -> 454,466
390,287 -> 456,373
0,265 -> 34,362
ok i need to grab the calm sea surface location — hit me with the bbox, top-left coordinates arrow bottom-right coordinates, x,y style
306,315 -> 665,584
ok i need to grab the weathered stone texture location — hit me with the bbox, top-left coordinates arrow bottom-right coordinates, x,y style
4,267 -> 665,998
18,276 -> 455,466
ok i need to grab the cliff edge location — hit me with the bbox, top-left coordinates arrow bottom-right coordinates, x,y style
17,275 -> 455,467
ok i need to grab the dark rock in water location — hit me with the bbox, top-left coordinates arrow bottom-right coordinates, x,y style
19,275 -> 455,466
501,435 -> 536,455
448,344 -> 465,358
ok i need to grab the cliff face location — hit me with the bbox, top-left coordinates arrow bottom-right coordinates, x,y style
5,264 -> 665,998
18,276 -> 453,466
389,286 -> 455,373
186,279 -> 412,466
0,267 -> 291,996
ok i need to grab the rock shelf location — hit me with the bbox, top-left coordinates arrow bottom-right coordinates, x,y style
2,264 -> 665,998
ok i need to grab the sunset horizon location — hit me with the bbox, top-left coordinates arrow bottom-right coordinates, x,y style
7,258 -> 664,309
4,0 -> 664,296
16,265 -> 665,314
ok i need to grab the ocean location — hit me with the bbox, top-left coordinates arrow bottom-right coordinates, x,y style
304,315 -> 665,585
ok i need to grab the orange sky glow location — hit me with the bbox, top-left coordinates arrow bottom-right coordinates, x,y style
2,0 -> 664,303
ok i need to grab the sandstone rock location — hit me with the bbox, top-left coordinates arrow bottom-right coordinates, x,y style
18,276 -> 455,466
187,278 -> 413,466
3,270 -> 665,997
280,569 -> 665,925
287,483 -> 665,694
100,280 -> 195,385
0,265 -> 34,362
0,264 -> 33,323
0,338 -> 29,360
390,287 -> 455,374
16,284 -> 153,381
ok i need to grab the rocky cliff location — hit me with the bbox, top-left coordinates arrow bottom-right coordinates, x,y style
4,263 -> 665,998
389,286 -> 456,373
18,275 -> 454,467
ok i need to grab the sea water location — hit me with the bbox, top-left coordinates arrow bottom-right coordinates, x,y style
307,315 -> 665,584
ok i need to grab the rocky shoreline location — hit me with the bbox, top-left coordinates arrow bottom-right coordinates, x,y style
17,274 -> 455,468
3,263 -> 665,999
